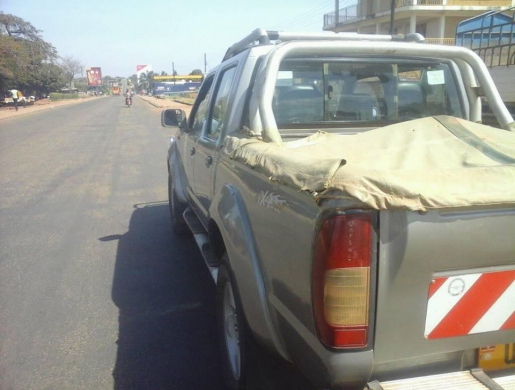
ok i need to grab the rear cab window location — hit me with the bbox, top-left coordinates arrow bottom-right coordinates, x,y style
272,57 -> 465,129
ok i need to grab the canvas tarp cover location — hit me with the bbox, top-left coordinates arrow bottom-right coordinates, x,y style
224,116 -> 515,211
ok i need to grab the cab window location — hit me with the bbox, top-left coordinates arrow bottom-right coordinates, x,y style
206,66 -> 237,140
272,59 -> 464,128
189,74 -> 214,133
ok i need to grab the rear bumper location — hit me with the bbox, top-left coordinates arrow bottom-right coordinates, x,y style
367,369 -> 515,390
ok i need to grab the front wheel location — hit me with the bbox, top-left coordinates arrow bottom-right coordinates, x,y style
217,258 -> 250,389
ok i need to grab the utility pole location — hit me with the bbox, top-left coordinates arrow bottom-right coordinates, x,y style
204,53 -> 207,74
389,0 -> 396,35
335,0 -> 339,28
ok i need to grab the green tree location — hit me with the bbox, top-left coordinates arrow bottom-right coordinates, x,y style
189,69 -> 203,76
0,12 -> 62,95
128,74 -> 138,91
0,34 -> 23,85
32,62 -> 67,96
103,75 -> 113,85
138,70 -> 154,93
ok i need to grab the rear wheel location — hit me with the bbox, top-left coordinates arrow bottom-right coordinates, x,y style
217,257 -> 250,389
168,175 -> 189,234
216,255 -> 316,390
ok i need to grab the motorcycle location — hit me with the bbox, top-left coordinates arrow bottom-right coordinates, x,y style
125,94 -> 132,107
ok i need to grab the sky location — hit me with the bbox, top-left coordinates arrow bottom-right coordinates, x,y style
1,0 -> 356,78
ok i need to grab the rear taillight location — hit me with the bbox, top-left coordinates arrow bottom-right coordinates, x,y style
312,211 -> 374,349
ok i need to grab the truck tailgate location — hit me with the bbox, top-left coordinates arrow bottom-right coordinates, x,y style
372,207 -> 515,377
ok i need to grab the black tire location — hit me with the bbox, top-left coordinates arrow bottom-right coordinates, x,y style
168,175 -> 189,235
217,256 -> 316,390
217,257 -> 250,390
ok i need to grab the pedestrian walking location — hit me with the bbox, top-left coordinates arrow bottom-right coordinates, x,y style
10,89 -> 20,111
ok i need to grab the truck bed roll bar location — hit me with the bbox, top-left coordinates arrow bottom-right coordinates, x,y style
222,28 -> 425,61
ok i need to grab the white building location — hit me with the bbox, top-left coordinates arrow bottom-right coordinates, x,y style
324,0 -> 515,45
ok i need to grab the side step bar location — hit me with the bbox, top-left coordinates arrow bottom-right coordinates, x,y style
183,207 -> 219,283
367,369 -> 515,390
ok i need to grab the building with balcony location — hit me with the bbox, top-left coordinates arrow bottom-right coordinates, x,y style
324,0 -> 514,45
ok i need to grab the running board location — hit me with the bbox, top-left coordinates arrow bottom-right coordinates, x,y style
183,207 -> 219,283
366,369 -> 514,390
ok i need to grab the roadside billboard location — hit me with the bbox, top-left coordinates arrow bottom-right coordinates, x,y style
153,81 -> 201,95
86,67 -> 102,86
136,65 -> 152,75
137,64 -> 152,78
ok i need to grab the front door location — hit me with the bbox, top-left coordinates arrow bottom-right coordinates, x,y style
182,74 -> 214,215
193,65 -> 237,223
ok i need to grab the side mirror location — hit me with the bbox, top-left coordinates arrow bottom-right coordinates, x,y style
161,109 -> 187,127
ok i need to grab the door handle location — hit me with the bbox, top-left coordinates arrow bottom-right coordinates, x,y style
206,156 -> 213,165
190,147 -> 196,156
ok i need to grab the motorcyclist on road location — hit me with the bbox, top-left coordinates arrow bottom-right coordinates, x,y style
125,89 -> 133,107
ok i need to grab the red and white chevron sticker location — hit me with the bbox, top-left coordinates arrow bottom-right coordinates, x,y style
424,269 -> 515,339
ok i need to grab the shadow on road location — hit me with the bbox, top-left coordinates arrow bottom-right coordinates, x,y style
101,201 -> 315,390
102,202 -> 225,390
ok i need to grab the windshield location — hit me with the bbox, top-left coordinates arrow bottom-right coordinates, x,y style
272,58 -> 464,127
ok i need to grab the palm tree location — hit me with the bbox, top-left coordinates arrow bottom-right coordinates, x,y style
138,70 -> 154,94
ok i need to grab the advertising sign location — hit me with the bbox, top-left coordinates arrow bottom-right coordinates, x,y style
86,67 -> 102,86
153,81 -> 201,95
136,64 -> 152,78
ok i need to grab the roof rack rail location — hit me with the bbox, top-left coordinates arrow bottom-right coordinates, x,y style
222,28 -> 425,61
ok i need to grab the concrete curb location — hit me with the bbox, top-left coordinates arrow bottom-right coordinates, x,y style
138,96 -> 164,108
138,96 -> 194,108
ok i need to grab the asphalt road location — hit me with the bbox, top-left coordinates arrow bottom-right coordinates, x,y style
0,96 -> 314,390
0,96 -> 225,390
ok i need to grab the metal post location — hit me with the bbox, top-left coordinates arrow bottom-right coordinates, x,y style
335,0 -> 339,28
389,0 -> 395,35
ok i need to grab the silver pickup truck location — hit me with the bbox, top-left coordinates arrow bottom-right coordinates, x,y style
163,29 -> 515,390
